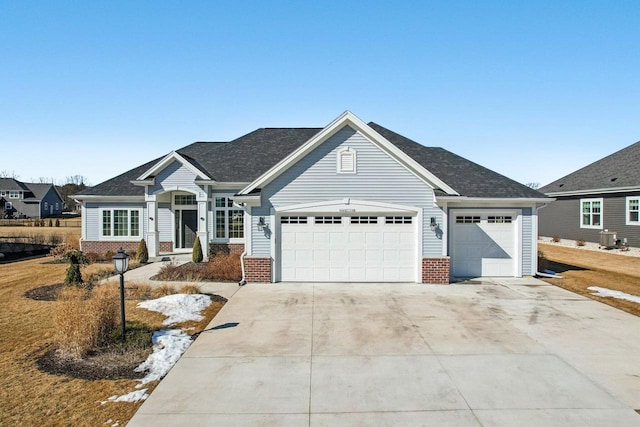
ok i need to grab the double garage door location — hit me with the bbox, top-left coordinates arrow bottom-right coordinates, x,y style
280,215 -> 416,282
450,213 -> 517,277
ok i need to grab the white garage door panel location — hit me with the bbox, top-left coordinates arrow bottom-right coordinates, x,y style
280,216 -> 415,282
451,214 -> 516,277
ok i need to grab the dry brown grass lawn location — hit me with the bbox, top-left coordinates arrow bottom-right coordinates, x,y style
0,256 -> 223,426
539,243 -> 640,317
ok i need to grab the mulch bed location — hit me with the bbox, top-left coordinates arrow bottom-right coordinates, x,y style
23,283 -> 69,301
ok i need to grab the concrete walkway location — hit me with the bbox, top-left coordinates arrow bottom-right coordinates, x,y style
128,279 -> 640,426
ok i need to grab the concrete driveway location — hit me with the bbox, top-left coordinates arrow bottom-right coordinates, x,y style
128,279 -> 640,426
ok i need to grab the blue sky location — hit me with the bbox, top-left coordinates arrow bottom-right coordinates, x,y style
1,1 -> 638,187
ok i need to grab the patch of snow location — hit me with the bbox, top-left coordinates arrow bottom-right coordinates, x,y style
101,389 -> 148,404
588,287 -> 640,304
135,329 -> 193,385
137,293 -> 211,325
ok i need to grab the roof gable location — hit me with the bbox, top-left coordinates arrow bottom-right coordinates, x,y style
540,141 -> 640,195
239,111 -> 459,196
136,151 -> 212,182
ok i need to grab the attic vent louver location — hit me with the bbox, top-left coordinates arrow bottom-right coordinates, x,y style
611,177 -> 617,182
558,184 -> 564,187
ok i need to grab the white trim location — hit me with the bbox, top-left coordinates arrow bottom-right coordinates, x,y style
211,194 -> 246,242
275,198 -> 420,215
73,195 -> 144,202
437,196 -> 553,205
625,195 -> 640,226
270,208 -> 276,282
337,146 -> 357,174
99,207 -> 143,240
137,151 -> 212,181
579,198 -> 603,230
239,111 -> 459,196
545,186 -> 640,197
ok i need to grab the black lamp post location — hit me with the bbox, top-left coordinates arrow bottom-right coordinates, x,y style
112,248 -> 130,342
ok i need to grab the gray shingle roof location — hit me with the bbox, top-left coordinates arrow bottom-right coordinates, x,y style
0,178 -> 30,192
76,123 -> 544,199
539,141 -> 640,194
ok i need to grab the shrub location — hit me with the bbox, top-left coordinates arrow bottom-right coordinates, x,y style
55,218 -> 60,227
47,233 -> 63,246
151,284 -> 175,299
48,219 -> 53,227
551,236 -> 561,243
206,253 -> 242,281
537,250 -> 548,271
192,237 -> 203,263
576,239 -> 586,247
136,239 -> 149,263
178,284 -> 201,294
128,283 -> 152,300
64,233 -> 80,250
54,284 -> 119,359
104,250 -> 115,260
85,252 -> 100,264
63,250 -> 89,287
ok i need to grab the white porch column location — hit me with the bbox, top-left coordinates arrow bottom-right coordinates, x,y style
197,194 -> 209,259
146,200 -> 159,257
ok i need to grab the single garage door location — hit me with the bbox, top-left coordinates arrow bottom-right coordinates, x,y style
280,215 -> 416,282
451,213 -> 516,277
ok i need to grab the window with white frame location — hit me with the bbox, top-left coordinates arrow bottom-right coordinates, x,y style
580,198 -> 602,228
214,196 -> 244,240
5,202 -> 12,210
8,191 -> 20,199
44,202 -> 48,210
101,209 -> 141,237
627,197 -> 639,225
337,147 -> 356,174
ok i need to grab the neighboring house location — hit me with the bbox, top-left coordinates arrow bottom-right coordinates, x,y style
0,178 -> 64,219
74,111 -> 549,284
539,141 -> 640,247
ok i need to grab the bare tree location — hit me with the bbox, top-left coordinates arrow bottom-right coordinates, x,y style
525,182 -> 540,190
65,175 -> 87,186
0,170 -> 20,179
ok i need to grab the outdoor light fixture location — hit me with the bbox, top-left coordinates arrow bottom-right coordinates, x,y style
257,216 -> 266,231
112,248 -> 130,342
430,216 -> 438,231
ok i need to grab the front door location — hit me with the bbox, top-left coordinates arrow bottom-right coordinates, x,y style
176,210 -> 198,249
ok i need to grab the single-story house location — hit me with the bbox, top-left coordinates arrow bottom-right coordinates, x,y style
539,140 -> 640,247
0,178 -> 64,219
74,111 -> 549,284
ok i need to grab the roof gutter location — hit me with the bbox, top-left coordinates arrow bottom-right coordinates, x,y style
544,186 -> 640,197
436,196 -> 554,203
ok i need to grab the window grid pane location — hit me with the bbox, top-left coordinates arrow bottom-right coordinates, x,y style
216,210 -> 226,238
102,211 -> 111,236
113,210 -> 128,236
229,210 -> 244,238
130,210 -> 139,236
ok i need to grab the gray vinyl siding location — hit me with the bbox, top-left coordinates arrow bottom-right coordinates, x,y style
251,205 -> 272,256
157,203 -> 173,241
258,125 -> 443,257
540,193 -> 640,247
521,207 -> 532,276
41,188 -> 63,217
83,202 -> 146,241
150,161 -> 202,195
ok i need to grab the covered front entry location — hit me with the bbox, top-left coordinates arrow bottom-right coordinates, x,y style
450,210 -> 519,277
175,209 -> 197,249
280,214 -> 416,282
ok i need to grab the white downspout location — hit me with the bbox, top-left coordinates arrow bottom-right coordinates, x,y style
238,250 -> 247,286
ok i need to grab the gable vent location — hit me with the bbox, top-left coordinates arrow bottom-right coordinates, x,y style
337,147 -> 356,174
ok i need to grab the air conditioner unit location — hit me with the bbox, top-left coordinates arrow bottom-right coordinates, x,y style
599,230 -> 617,249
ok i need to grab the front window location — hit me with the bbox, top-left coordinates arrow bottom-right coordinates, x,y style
214,196 -> 244,240
101,209 -> 141,237
627,197 -> 639,225
8,191 -> 19,199
581,198 -> 602,229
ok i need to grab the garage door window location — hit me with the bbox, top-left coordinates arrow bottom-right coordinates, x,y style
281,216 -> 308,224
456,216 -> 480,223
350,216 -> 378,224
385,216 -> 412,224
488,216 -> 512,223
315,216 -> 342,224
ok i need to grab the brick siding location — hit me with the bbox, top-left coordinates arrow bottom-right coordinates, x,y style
422,257 -> 450,284
244,256 -> 272,283
210,243 -> 245,256
80,240 -> 138,256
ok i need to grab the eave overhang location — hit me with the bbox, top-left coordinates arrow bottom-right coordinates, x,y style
544,186 -> 640,197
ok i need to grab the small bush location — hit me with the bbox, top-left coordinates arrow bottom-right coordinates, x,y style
85,252 -> 100,264
537,250 -> 548,272
47,233 -> 63,246
128,283 -> 152,300
104,250 -> 115,260
55,218 -> 60,227
151,284 -> 176,299
206,253 -> 242,282
136,239 -> 149,263
63,250 -> 89,287
48,219 -> 53,227
54,284 -> 119,359
551,236 -> 561,243
576,239 -> 586,247
192,237 -> 203,263
178,284 -> 201,294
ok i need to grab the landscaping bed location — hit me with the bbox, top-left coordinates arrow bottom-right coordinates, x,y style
539,243 -> 640,317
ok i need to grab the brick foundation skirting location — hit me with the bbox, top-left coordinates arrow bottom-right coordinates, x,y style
80,240 -> 139,255
210,243 -> 245,256
422,257 -> 450,284
159,241 -> 173,252
244,256 -> 272,283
